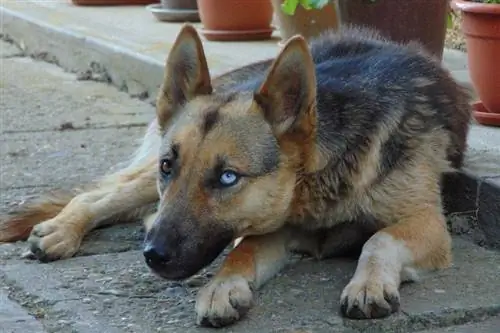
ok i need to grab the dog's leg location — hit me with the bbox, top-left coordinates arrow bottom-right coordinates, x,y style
26,159 -> 159,262
195,228 -> 291,327
339,180 -> 452,319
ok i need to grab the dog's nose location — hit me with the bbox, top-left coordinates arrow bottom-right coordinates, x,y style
143,244 -> 171,269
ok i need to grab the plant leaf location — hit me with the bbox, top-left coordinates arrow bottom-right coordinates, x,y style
299,0 -> 312,10
308,0 -> 330,9
281,0 -> 300,15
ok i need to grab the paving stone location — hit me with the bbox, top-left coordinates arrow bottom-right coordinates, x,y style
0,40 -> 23,58
1,238 -> 499,333
1,57 -> 154,133
0,289 -> 46,333
419,316 -> 500,333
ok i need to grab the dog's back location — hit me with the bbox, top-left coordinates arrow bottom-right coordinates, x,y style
310,28 -> 471,170
215,28 -> 471,173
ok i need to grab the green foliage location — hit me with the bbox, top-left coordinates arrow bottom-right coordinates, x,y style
281,0 -> 456,30
281,0 -> 380,14
281,0 -> 500,16
447,10 -> 456,29
281,0 -> 330,15
467,0 -> 500,3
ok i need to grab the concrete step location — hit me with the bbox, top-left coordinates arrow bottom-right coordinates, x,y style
1,237 -> 499,333
1,1 -> 474,104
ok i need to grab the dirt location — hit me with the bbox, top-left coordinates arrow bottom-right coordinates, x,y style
445,10 -> 467,52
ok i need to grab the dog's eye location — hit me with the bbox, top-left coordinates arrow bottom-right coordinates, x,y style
219,170 -> 240,187
160,159 -> 173,177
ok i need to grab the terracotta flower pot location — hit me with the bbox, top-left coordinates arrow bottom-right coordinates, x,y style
270,0 -> 340,44
72,0 -> 158,5
160,0 -> 197,10
196,0 -> 274,41
452,0 -> 500,127
338,0 -> 448,60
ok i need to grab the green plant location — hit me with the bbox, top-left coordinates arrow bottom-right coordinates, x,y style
281,0 -> 381,15
282,0 -> 456,29
463,0 -> 500,3
448,5 -> 456,28
280,0 -> 329,15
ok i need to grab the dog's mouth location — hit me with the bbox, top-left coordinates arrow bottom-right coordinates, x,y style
143,229 -> 234,281
147,263 -> 200,281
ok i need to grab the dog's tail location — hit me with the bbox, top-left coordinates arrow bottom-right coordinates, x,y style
0,190 -> 76,242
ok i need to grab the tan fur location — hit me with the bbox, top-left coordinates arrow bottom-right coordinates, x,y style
196,229 -> 289,327
1,159 -> 158,260
0,191 -> 73,242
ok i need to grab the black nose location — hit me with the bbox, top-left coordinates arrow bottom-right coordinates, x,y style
143,244 -> 171,269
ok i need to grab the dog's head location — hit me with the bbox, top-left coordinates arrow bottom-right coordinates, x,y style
143,25 -> 320,280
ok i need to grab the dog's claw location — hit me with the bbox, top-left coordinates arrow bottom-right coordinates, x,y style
20,249 -> 36,260
340,275 -> 400,319
24,219 -> 82,262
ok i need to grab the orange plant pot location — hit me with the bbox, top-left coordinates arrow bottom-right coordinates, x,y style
339,0 -> 448,60
196,0 -> 274,41
452,0 -> 500,126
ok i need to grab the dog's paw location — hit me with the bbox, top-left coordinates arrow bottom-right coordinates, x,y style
195,275 -> 253,328
23,219 -> 82,262
340,273 -> 400,319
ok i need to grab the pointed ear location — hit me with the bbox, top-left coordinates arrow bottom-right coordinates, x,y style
156,24 -> 212,131
254,35 -> 316,137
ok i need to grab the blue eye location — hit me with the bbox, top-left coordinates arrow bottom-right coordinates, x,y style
219,170 -> 240,187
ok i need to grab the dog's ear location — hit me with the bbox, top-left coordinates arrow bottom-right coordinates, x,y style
156,24 -> 212,131
254,35 -> 316,137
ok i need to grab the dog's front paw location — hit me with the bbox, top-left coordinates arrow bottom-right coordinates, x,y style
195,275 -> 253,328
23,219 -> 82,262
340,273 -> 400,319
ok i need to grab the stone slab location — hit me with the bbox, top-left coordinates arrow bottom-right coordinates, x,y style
441,48 -> 474,93
0,40 -> 23,58
442,124 -> 500,250
420,316 -> 500,333
0,289 -> 47,333
0,127 -> 145,190
0,1 -> 474,104
463,125 -> 500,179
1,237 -> 499,333
0,56 -> 154,192
1,57 -> 154,133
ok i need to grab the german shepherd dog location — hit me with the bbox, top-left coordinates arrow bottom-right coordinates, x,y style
0,24 -> 472,327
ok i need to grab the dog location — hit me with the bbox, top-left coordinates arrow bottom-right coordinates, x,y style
0,24 -> 472,327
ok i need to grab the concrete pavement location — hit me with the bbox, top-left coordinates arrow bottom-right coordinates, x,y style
0,0 -> 474,104
0,290 -> 46,333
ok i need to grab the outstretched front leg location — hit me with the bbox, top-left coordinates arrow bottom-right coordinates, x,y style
25,159 -> 159,262
340,178 -> 452,319
196,228 -> 292,328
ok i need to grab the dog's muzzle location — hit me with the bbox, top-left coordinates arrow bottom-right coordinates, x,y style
142,216 -> 234,280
